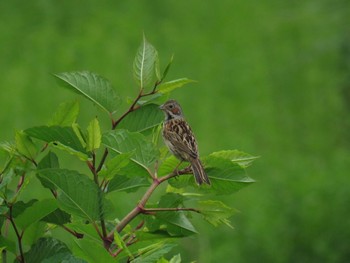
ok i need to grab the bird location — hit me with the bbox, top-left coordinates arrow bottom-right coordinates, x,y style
159,99 -> 211,185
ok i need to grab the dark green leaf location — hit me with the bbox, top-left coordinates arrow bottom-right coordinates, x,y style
157,78 -> 195,94
49,100 -> 80,126
133,35 -> 158,89
103,129 -> 159,169
16,199 -> 58,230
25,126 -> 88,160
12,199 -> 37,218
0,236 -> 16,254
15,131 -> 37,160
37,151 -> 59,170
118,104 -> 164,132
37,169 -> 105,221
86,118 -> 101,152
107,175 -> 149,193
41,208 -> 71,225
54,71 -> 120,114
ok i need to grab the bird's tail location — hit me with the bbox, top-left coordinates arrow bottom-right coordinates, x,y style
191,158 -> 211,185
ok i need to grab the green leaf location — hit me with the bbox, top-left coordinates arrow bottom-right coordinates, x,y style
107,175 -> 149,193
169,254 -> 181,263
22,237 -> 84,263
0,236 -> 16,254
118,104 -> 164,132
12,199 -> 37,218
198,200 -> 235,228
157,78 -> 195,94
86,118 -> 101,152
16,199 -> 58,230
37,169 -> 105,221
161,54 -> 174,82
209,150 -> 259,168
72,238 -> 115,263
37,151 -> 59,170
103,129 -> 159,169
25,126 -> 88,160
132,242 -> 176,263
114,231 -> 134,259
41,208 -> 71,226
133,35 -> 158,89
49,100 -> 80,126
15,131 -> 37,160
54,71 -> 120,114
202,156 -> 255,195
99,153 -> 132,180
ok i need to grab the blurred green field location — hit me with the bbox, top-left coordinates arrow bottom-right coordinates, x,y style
1,1 -> 350,262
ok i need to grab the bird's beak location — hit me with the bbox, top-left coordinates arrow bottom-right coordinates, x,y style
159,104 -> 165,110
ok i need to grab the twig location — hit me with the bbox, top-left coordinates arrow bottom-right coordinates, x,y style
8,207 -> 25,263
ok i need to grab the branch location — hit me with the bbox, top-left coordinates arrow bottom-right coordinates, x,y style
107,167 -> 192,239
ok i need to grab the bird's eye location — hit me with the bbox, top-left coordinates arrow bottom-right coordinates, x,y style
168,104 -> 174,109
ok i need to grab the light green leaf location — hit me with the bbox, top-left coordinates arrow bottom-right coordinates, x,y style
198,200 -> 235,228
99,153 -> 132,180
86,118 -> 101,152
132,242 -> 176,263
157,78 -> 195,94
114,231 -> 134,259
202,156 -> 255,195
133,35 -> 158,89
72,238 -> 114,263
37,169 -> 105,222
49,100 -> 79,126
118,104 -> 164,132
15,199 -> 58,230
15,131 -> 37,160
169,254 -> 181,263
209,150 -> 259,168
54,71 -> 120,114
103,129 -> 159,169
107,175 -> 149,193
161,54 -> 174,82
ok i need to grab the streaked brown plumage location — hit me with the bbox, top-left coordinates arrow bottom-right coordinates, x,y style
160,100 -> 210,185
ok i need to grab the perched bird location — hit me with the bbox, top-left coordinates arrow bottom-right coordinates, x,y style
159,99 -> 211,185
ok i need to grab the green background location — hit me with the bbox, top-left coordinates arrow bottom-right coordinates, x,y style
1,1 -> 349,262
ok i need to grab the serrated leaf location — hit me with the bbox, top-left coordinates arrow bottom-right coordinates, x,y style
132,242 -> 176,263
37,169 -> 106,222
49,100 -> 80,126
157,78 -> 195,94
37,151 -> 59,170
22,237 -> 84,263
16,199 -> 58,230
15,131 -> 37,160
103,129 -> 159,169
25,126 -> 86,153
133,35 -> 158,89
118,104 -> 164,132
107,175 -> 149,193
198,200 -> 235,228
54,71 -> 120,114
86,118 -> 101,152
41,208 -> 71,226
209,150 -> 259,168
202,156 -> 255,195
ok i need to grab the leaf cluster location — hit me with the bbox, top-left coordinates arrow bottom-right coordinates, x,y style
0,36 -> 257,262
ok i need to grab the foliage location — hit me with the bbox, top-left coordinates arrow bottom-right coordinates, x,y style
0,36 -> 256,262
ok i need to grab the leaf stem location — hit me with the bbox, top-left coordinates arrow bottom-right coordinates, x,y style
8,207 -> 25,263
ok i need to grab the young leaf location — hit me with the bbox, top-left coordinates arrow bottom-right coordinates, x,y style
132,242 -> 177,263
209,150 -> 259,168
169,254 -> 181,263
161,54 -> 174,82
49,100 -> 79,126
103,129 -> 159,169
37,168 -> 105,222
15,131 -> 37,160
118,104 -> 164,132
157,78 -> 195,94
99,153 -> 132,180
54,71 -> 120,114
114,231 -> 134,259
198,200 -> 235,228
86,118 -> 101,152
133,35 -> 158,89
15,199 -> 58,230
